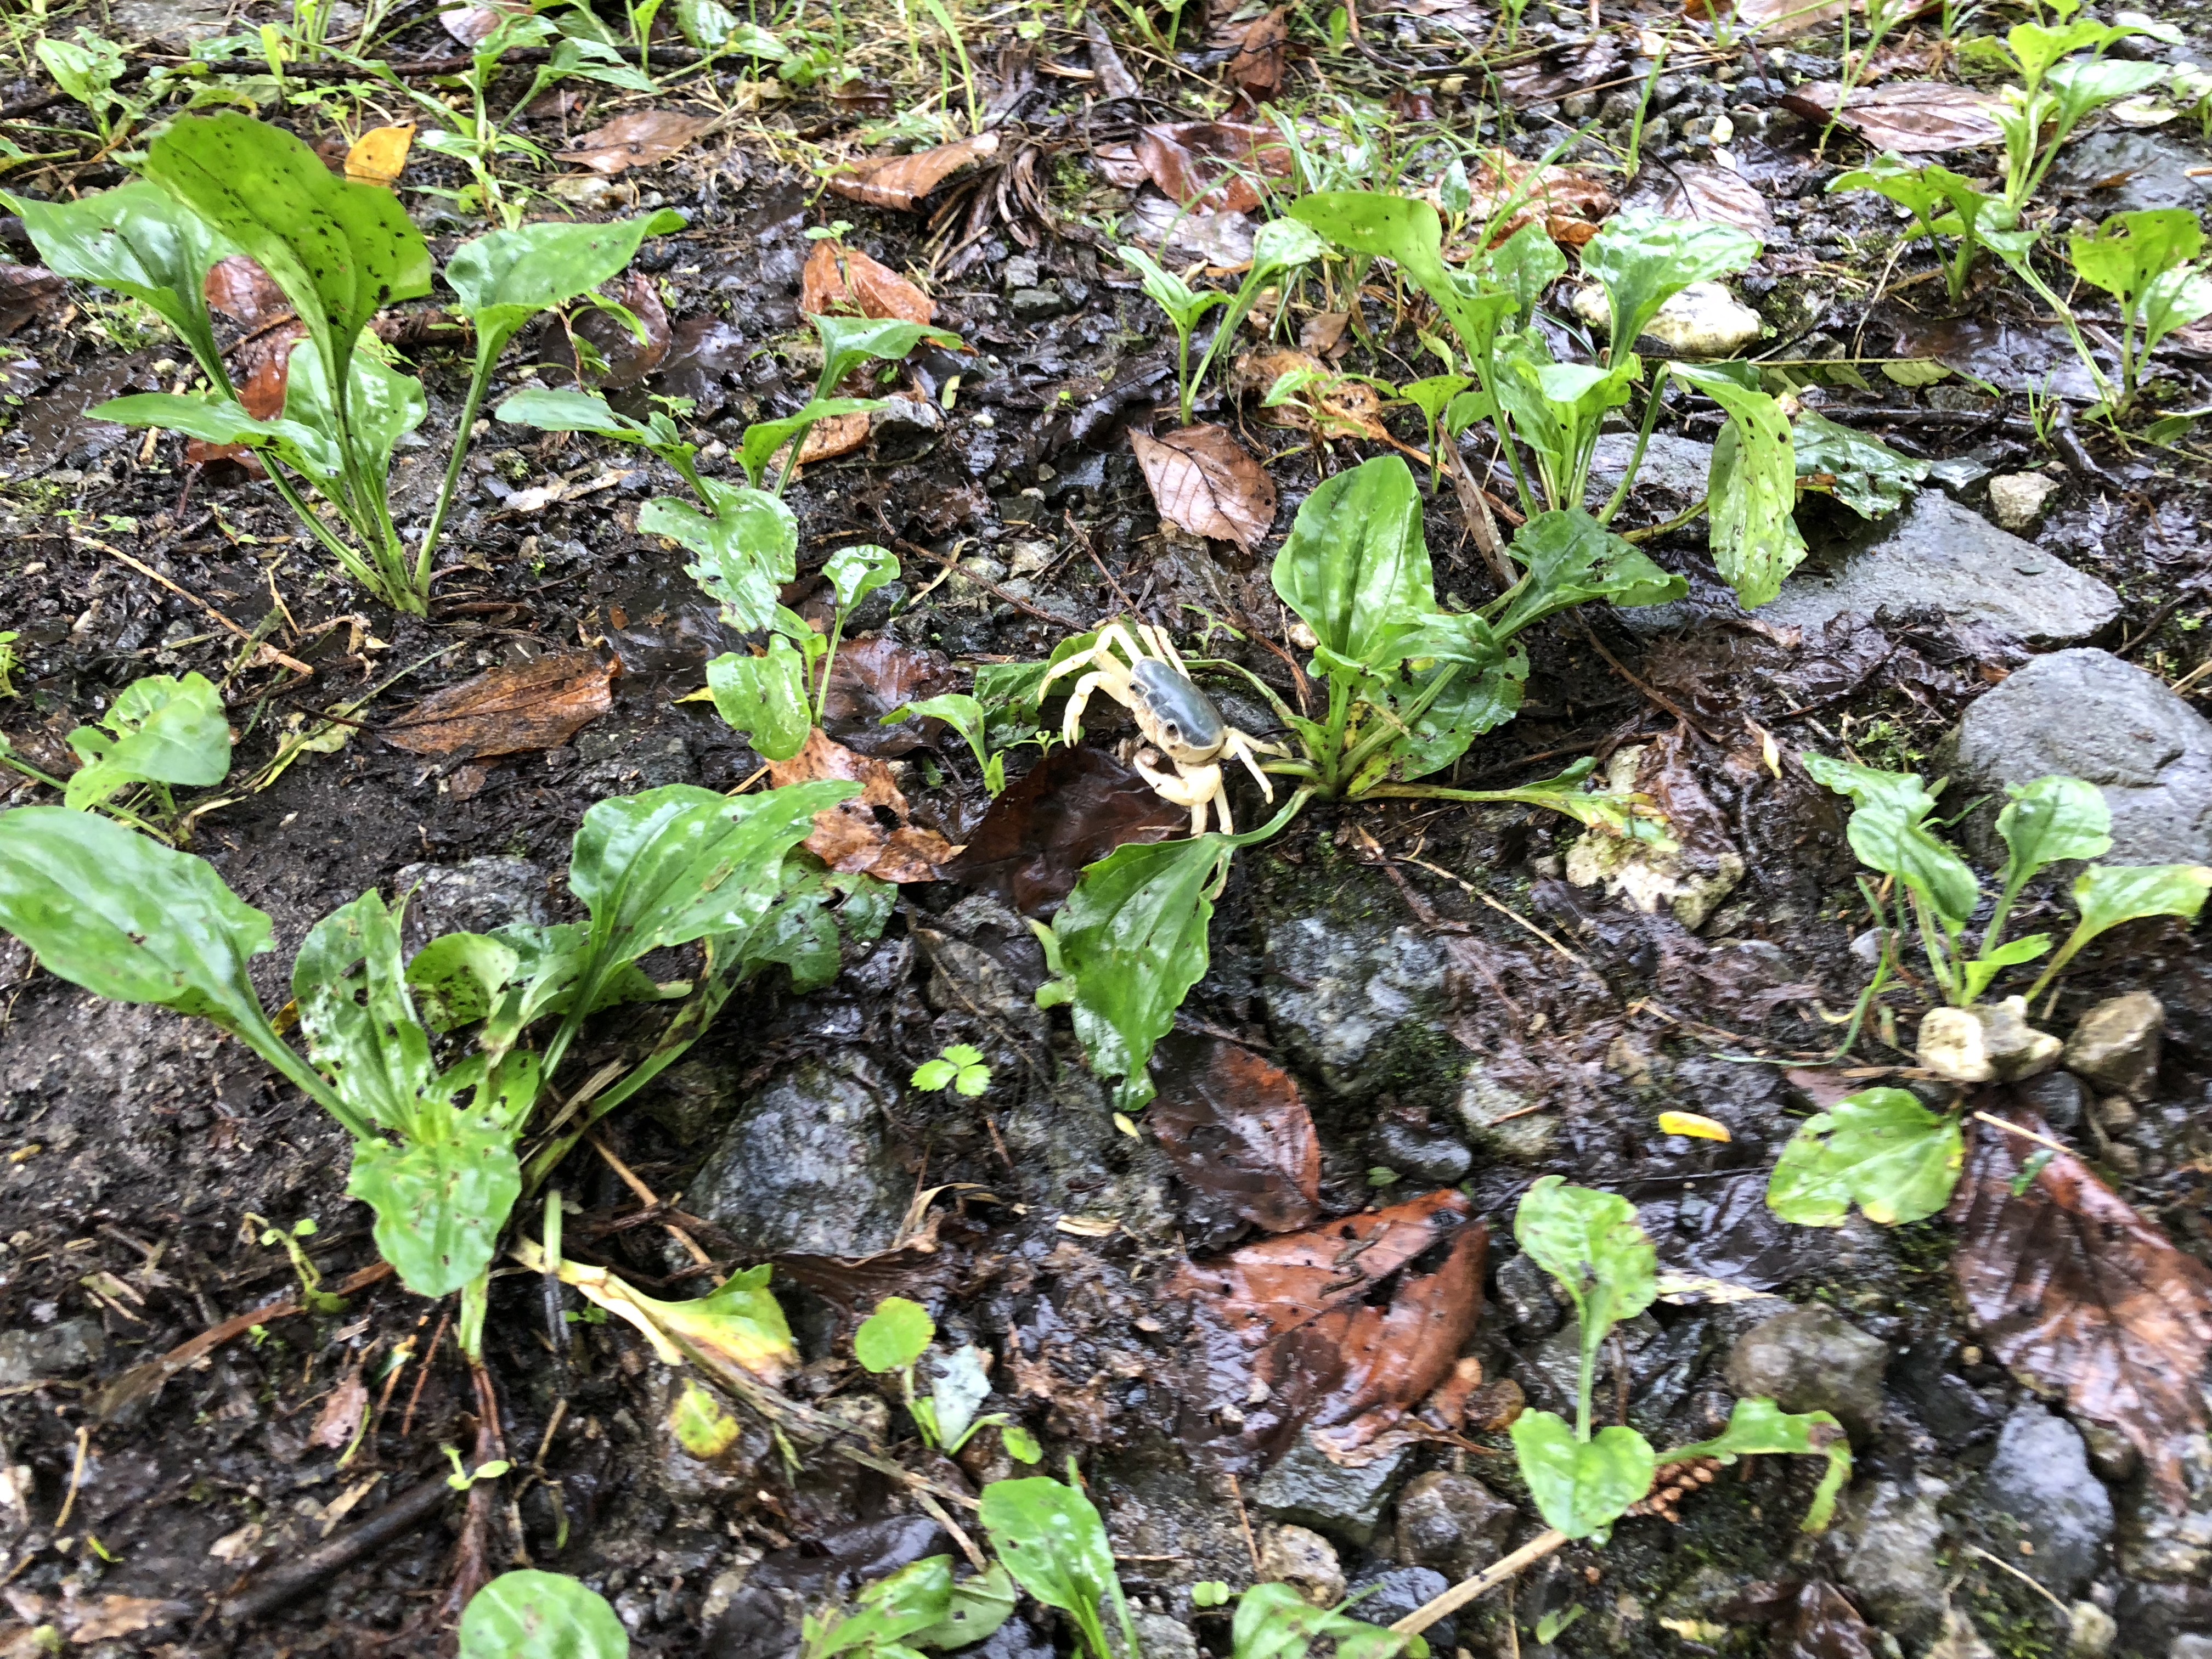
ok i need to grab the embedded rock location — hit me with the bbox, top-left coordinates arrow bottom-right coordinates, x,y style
1344,1567 -> 1455,1648
1250,1437 -> 1413,1548
1979,1404 -> 2114,1596
1950,649 -> 2212,866
0,1318 -> 104,1386
1255,1523 -> 1345,1606
1572,281 -> 1762,358
1261,913 -> 1448,1101
1988,471 -> 2059,530
1918,997 -> 2062,1084
1371,1120 -> 1471,1186
1761,492 -> 2118,645
1840,1480 -> 1951,1647
1724,1306 -> 1888,1442
1393,1472 -> 1517,1582
688,1054 -> 907,1259
2064,991 -> 2164,1099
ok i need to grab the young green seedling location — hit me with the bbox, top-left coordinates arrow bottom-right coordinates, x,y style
978,1470 -> 1141,1659
2068,210 -> 2212,412
1118,245 -> 1229,427
1829,154 -> 2017,302
701,545 -> 900,762
854,1295 -> 1026,1457
912,1043 -> 992,1096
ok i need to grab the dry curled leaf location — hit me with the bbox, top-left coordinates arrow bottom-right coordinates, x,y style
1171,1188 -> 1488,1452
1781,80 -> 2004,151
799,240 -> 934,325
1459,148 -> 1615,247
1657,163 -> 1775,234
766,729 -> 956,883
828,133 -> 1001,212
556,110 -> 715,175
819,634 -> 958,755
1131,424 -> 1277,549
1220,7 -> 1288,100
382,651 -> 617,759
1953,1105 -> 2212,1511
1133,121 -> 1293,215
1232,347 -> 1390,442
306,1368 -> 368,1451
1149,1034 -> 1322,1234
344,123 -> 415,188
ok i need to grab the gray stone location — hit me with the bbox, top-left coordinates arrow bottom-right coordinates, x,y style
1371,1121 -> 1471,1186
1988,472 -> 2059,530
1009,286 -> 1068,323
0,1318 -> 105,1385
1952,650 -> 2212,866
1250,1436 -> 1413,1548
1261,915 -> 1447,1101
1980,1404 -> 2114,1596
2017,1069 -> 2089,1133
1120,1611 -> 1199,1659
392,856 -> 553,945
1724,1306 -> 1888,1442
1588,432 -> 1714,516
2065,992 -> 2164,1099
1841,1480 -> 1951,1647
2068,1599 -> 2117,1658
1002,255 -> 1042,291
1457,1056 -> 1557,1160
1761,491 -> 2119,645
1892,1340 -> 1999,1449
2172,1638 -> 2212,1659
1394,1471 -> 1516,1582
1918,997 -> 2062,1084
687,1054 -> 907,1258
2051,130 -> 2212,216
2117,1430 -> 2212,1583
1344,1567 -> 1455,1648
1494,1252 -> 1564,1336
1255,1522 -> 1344,1605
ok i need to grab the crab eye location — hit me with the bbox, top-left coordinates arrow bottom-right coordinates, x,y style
1160,722 -> 1181,744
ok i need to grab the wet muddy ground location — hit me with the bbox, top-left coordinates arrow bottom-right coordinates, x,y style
3,1 -> 2212,1654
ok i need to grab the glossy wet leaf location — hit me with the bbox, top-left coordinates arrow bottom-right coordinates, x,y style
2144,266 -> 2212,356
141,114 -> 431,409
1802,754 -> 1980,930
1229,1582 -> 1429,1659
647,480 -> 799,632
1665,1397 -> 1852,1531
459,1570 -> 629,1659
1290,191 -> 1506,370
404,932 -> 521,1036
909,1564 -> 1016,1651
855,1296 -> 934,1373
1669,363 -> 1802,608
806,1556 -> 954,1657
941,746 -> 1188,915
1954,1104 -> 2212,1509
63,672 -> 230,810
766,730 -> 957,884
734,397 -> 887,488
2037,862 -> 2212,990
446,211 -> 683,368
824,543 -> 899,611
1496,508 -> 1685,637
293,889 -> 437,1138
1509,1411 -> 1656,1539
1791,410 -> 1928,518
827,133 -> 1001,212
3,183 -> 234,386
1768,1086 -> 1962,1227
977,1476 -> 1128,1656
800,239 -> 935,325
0,808 -> 319,1105
92,390 -> 342,482
1271,454 -> 1432,673
1515,1176 -> 1657,1346
707,640 -> 812,763
1579,210 -> 1761,359
1996,774 -> 2111,896
812,314 -> 963,398
1149,1034 -> 1322,1234
346,1084 -> 526,1298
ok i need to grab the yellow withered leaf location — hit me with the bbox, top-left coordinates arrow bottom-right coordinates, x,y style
345,123 -> 415,188
1658,1111 -> 1733,1142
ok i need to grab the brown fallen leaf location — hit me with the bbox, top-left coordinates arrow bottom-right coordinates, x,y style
345,123 -> 416,188
306,1367 -> 369,1451
1172,1188 -> 1488,1453
942,746 -> 1189,915
1221,7 -> 1288,100
1300,311 -> 1351,355
1149,1034 -> 1322,1234
556,110 -> 715,175
1232,347 -> 1390,442
1091,142 -> 1150,189
1780,80 -> 2004,151
1690,0 -> 1844,38
1459,148 -> 1615,247
828,133 -> 1001,212
820,633 -> 959,755
1498,38 -> 1626,105
65,1595 -> 191,1644
1723,1582 -> 1884,1659
1131,425 -> 1277,550
1657,162 -> 1775,234
766,729 -> 956,883
799,240 -> 935,325
1953,1104 -> 2212,1511
194,257 -> 303,469
0,264 -> 64,337
561,269 -> 671,389
382,651 -> 618,759
438,0 -> 529,44
1134,121 -> 1294,215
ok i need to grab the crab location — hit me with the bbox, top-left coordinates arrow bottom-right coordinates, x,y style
1040,619 -> 1284,834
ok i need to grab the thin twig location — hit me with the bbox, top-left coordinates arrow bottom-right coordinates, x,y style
1391,1528 -> 1570,1634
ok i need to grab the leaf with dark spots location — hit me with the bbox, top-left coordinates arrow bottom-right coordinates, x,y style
1132,122 -> 1293,215
820,634 -> 958,755
555,110 -> 716,176
1148,1034 -> 1322,1235
941,746 -> 1189,916
1170,1189 -> 1488,1453
381,651 -> 617,759
1951,1104 -> 2212,1510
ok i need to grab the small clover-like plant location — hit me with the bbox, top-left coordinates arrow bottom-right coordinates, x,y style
912,1043 -> 992,1097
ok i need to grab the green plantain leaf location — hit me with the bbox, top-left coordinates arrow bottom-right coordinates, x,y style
92,390 -> 343,483
1494,507 -> 1685,637
706,639 -> 813,761
63,672 -> 231,810
459,1570 -> 629,1659
1269,454 -> 1433,673
978,1476 -> 1128,1658
734,397 -> 887,489
1671,362 -> 1802,608
646,479 -> 799,631
1579,209 -> 1762,354
1509,1411 -> 1656,1541
1229,1581 -> 1429,1659
445,211 -> 684,369
1791,409 -> 1928,519
1514,1175 -> 1657,1348
1767,1086 -> 1963,1227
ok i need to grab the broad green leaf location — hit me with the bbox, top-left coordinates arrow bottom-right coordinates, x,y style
1579,209 -> 1760,355
811,314 -> 962,399
639,1263 -> 797,1381
1792,409 -> 1928,518
63,672 -> 231,809
977,1476 -> 1126,1657
1996,775 -> 2112,896
142,113 -> 431,413
1494,508 -> 1685,638
855,1296 -> 935,1373
1288,191 -> 1506,364
706,640 -> 812,763
1664,1397 -> 1852,1531
2036,862 -> 2212,992
1671,362 -> 1802,608
293,889 -> 437,1139
973,661 -> 1054,718
1270,454 -> 1433,672
459,1570 -> 629,1659
0,806 -> 327,1113
1484,218 -> 1567,322
1229,1581 -> 1429,1659
2144,266 -> 2212,356
2046,57 -> 2168,126
885,693 -> 989,775
1802,754 -> 1980,930
281,337 -> 427,499
1250,216 -> 1328,276
735,396 -> 886,489
1514,1175 -> 1656,1346
808,1558 -> 954,1658
910,1564 -> 1017,1652
1115,245 -> 1225,334
1509,1411 -> 1656,1541
1766,1086 -> 1962,1227
92,390 -> 342,483
4,183 -> 233,386
404,932 -> 520,1034
35,33 -> 125,121
566,782 -> 856,1012
1370,644 -> 1528,785
445,211 -> 683,369
2006,16 -> 2117,84
1959,933 -> 2051,1004
646,479 -> 799,631
2069,208 -> 2203,312
824,543 -> 899,610
495,387 -> 646,439
346,1077 -> 525,1297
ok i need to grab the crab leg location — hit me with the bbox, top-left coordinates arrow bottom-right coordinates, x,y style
1058,670 -> 1107,744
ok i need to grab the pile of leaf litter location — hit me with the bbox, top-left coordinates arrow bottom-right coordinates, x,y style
2,0 -> 2212,1651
